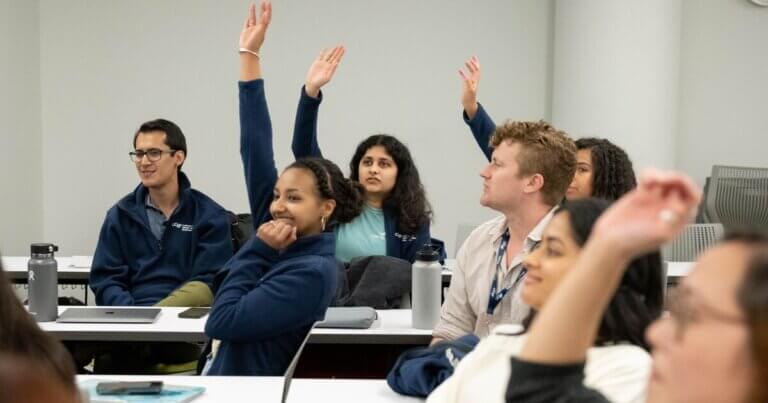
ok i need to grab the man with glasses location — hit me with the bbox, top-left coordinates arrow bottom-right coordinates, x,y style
89,119 -> 233,307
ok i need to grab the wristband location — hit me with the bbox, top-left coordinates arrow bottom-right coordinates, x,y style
239,47 -> 260,58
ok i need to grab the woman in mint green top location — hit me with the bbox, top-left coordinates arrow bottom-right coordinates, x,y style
334,205 -> 387,262
292,47 -> 442,263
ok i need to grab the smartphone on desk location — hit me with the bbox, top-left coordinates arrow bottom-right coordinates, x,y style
96,381 -> 163,395
178,307 -> 211,319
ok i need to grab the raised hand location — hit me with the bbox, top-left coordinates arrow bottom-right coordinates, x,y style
257,220 -> 297,251
591,169 -> 702,258
240,1 -> 272,54
459,56 -> 481,119
304,46 -> 346,98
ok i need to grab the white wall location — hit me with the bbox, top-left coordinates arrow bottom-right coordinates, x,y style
551,0 -> 682,172
37,0 -> 554,256
5,0 -> 766,258
677,0 -> 768,184
0,0 -> 43,256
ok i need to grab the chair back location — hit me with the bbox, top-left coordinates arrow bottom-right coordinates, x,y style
662,223 -> 724,262
454,223 -> 480,258
705,165 -> 768,230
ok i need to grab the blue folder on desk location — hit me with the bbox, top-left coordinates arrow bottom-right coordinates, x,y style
79,380 -> 204,402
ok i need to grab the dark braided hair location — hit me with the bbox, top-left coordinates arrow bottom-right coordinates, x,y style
575,138 -> 636,201
287,157 -> 365,227
349,134 -> 433,234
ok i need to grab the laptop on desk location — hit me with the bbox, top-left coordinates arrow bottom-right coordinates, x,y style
56,307 -> 161,324
281,322 -> 317,403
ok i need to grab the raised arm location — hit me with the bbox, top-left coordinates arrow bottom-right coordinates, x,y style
459,56 -> 495,161
238,1 -> 275,229
514,171 -> 700,368
239,1 -> 270,81
292,46 -> 345,159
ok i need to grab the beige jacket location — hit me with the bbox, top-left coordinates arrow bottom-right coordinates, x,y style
433,211 -> 554,340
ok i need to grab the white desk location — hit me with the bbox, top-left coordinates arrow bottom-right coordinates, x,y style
312,309 -> 431,344
77,375 -> 418,403
667,261 -> 694,278
440,259 -> 695,284
5,256 -> 457,286
5,255 -> 456,284
5,256 -> 692,282
4,256 -> 92,283
40,307 -> 207,343
41,307 -> 432,345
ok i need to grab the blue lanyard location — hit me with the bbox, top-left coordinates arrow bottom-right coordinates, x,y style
486,230 -> 533,315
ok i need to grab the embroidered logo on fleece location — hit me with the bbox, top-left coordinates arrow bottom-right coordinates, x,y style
394,232 -> 417,242
445,348 -> 460,368
171,222 -> 195,232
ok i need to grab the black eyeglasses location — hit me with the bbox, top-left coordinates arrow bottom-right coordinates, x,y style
129,149 -> 177,163
666,287 -> 744,338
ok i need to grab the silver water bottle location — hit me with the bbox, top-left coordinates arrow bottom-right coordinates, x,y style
28,243 -> 59,322
412,244 -> 442,329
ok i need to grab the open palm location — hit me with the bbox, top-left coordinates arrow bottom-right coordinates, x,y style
459,56 -> 481,109
305,46 -> 345,97
240,1 -> 272,52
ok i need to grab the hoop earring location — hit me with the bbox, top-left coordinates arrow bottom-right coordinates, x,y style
320,216 -> 327,232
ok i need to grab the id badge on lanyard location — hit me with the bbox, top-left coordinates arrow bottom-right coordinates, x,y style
486,230 -> 531,315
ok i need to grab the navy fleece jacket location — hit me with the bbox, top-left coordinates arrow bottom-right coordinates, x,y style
463,102 -> 496,161
90,172 -> 233,306
205,79 -> 337,376
292,87 -> 436,263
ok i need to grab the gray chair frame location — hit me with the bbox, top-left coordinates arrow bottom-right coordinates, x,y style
662,223 -> 724,262
705,165 -> 768,229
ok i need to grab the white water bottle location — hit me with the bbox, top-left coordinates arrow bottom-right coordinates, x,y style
412,244 -> 442,329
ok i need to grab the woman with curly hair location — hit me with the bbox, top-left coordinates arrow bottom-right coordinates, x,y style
459,56 -> 636,202
571,137 -> 636,201
291,46 -> 437,263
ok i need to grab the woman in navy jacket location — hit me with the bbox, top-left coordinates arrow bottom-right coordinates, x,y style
292,47 -> 441,263
204,2 -> 365,376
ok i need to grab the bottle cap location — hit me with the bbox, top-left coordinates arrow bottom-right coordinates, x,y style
30,243 -> 58,255
415,244 -> 440,262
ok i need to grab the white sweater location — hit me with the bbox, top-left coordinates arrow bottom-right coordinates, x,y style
427,325 -> 650,403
